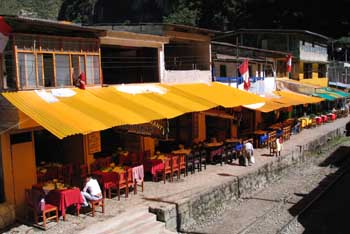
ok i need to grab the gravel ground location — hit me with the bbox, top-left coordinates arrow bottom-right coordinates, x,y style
189,139 -> 350,234
4,117 -> 350,234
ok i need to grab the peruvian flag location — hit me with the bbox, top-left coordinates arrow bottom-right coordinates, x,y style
239,59 -> 250,90
286,54 -> 292,73
0,16 -> 11,53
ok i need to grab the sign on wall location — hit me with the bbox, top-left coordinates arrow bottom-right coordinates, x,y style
87,131 -> 101,154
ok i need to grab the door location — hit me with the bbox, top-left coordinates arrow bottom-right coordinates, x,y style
10,132 -> 36,217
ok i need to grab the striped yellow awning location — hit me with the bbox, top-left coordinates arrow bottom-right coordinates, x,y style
2,82 -> 266,139
273,90 -> 323,105
255,100 -> 290,113
166,82 -> 266,108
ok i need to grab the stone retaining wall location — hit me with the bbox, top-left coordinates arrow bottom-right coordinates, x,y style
150,126 -> 346,232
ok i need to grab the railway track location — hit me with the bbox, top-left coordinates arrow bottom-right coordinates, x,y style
276,159 -> 350,234
234,145 -> 350,234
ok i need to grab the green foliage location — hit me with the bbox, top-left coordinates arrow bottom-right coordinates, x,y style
163,0 -> 201,26
0,0 -> 64,19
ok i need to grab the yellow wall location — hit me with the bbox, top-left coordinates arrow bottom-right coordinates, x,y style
299,62 -> 304,80
142,136 -> 155,156
1,133 -> 15,204
1,132 -> 36,217
312,63 -> 318,79
298,62 -> 328,87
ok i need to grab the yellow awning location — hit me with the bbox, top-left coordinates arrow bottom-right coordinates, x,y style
165,82 -> 266,108
273,90 -> 323,105
2,89 -> 151,139
255,100 -> 290,113
2,83 -> 266,139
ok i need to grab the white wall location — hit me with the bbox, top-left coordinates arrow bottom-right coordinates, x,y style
162,70 -> 212,84
222,76 -> 276,95
299,41 -> 328,62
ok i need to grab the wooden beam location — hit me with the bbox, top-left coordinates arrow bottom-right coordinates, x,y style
165,30 -> 211,42
100,37 -> 164,48
105,31 -> 169,43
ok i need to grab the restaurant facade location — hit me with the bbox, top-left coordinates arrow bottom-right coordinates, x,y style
0,16 -> 269,227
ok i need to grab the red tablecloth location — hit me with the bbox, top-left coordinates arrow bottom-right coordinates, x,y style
321,115 -> 328,122
45,188 -> 83,217
315,116 -> 323,124
209,147 -> 224,161
93,171 -> 118,184
327,113 -> 336,120
144,159 -> 164,176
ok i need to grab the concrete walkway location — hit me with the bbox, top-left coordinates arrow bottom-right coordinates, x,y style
5,117 -> 349,234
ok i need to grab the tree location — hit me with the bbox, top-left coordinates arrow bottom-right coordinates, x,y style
163,0 -> 201,26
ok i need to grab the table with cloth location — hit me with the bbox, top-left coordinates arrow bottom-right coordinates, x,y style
172,149 -> 191,155
314,116 -> 322,125
327,113 -> 336,121
204,143 -> 224,162
144,158 -> 165,179
45,187 -> 83,220
92,167 -> 127,198
253,130 -> 268,148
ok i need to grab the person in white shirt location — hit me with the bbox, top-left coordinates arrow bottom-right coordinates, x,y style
81,175 -> 102,207
244,141 -> 255,166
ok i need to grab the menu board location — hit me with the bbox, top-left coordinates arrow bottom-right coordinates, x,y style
87,131 -> 101,154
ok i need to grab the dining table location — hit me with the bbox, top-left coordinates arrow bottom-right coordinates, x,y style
45,187 -> 83,221
171,149 -> 192,155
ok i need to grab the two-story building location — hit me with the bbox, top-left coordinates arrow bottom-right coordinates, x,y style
0,16 -> 266,226
218,29 -> 330,88
211,40 -> 289,95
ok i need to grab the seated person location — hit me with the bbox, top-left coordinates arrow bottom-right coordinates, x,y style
81,175 -> 102,207
292,121 -> 301,135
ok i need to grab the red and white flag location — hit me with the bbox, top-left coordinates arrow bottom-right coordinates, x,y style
286,54 -> 292,73
239,59 -> 250,90
0,16 -> 11,53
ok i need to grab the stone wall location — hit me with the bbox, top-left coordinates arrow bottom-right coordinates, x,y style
150,126 -> 346,232
0,203 -> 15,230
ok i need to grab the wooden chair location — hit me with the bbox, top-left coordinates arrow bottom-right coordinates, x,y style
267,131 -> 276,149
200,149 -> 207,170
116,171 -> 128,200
156,158 -> 172,184
126,168 -> 135,195
170,155 -> 180,181
178,154 -> 187,177
132,165 -> 144,194
25,188 -> 58,229
186,152 -> 200,175
89,198 -> 105,217
269,141 -> 278,157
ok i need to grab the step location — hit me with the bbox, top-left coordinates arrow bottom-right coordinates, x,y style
111,212 -> 157,234
77,206 -> 151,234
116,220 -> 165,234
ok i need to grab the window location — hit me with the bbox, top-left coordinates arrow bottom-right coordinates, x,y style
318,64 -> 327,78
220,64 -> 227,77
303,63 -> 312,79
86,55 -> 100,85
18,53 -> 37,89
14,34 -> 100,89
55,55 -> 71,87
